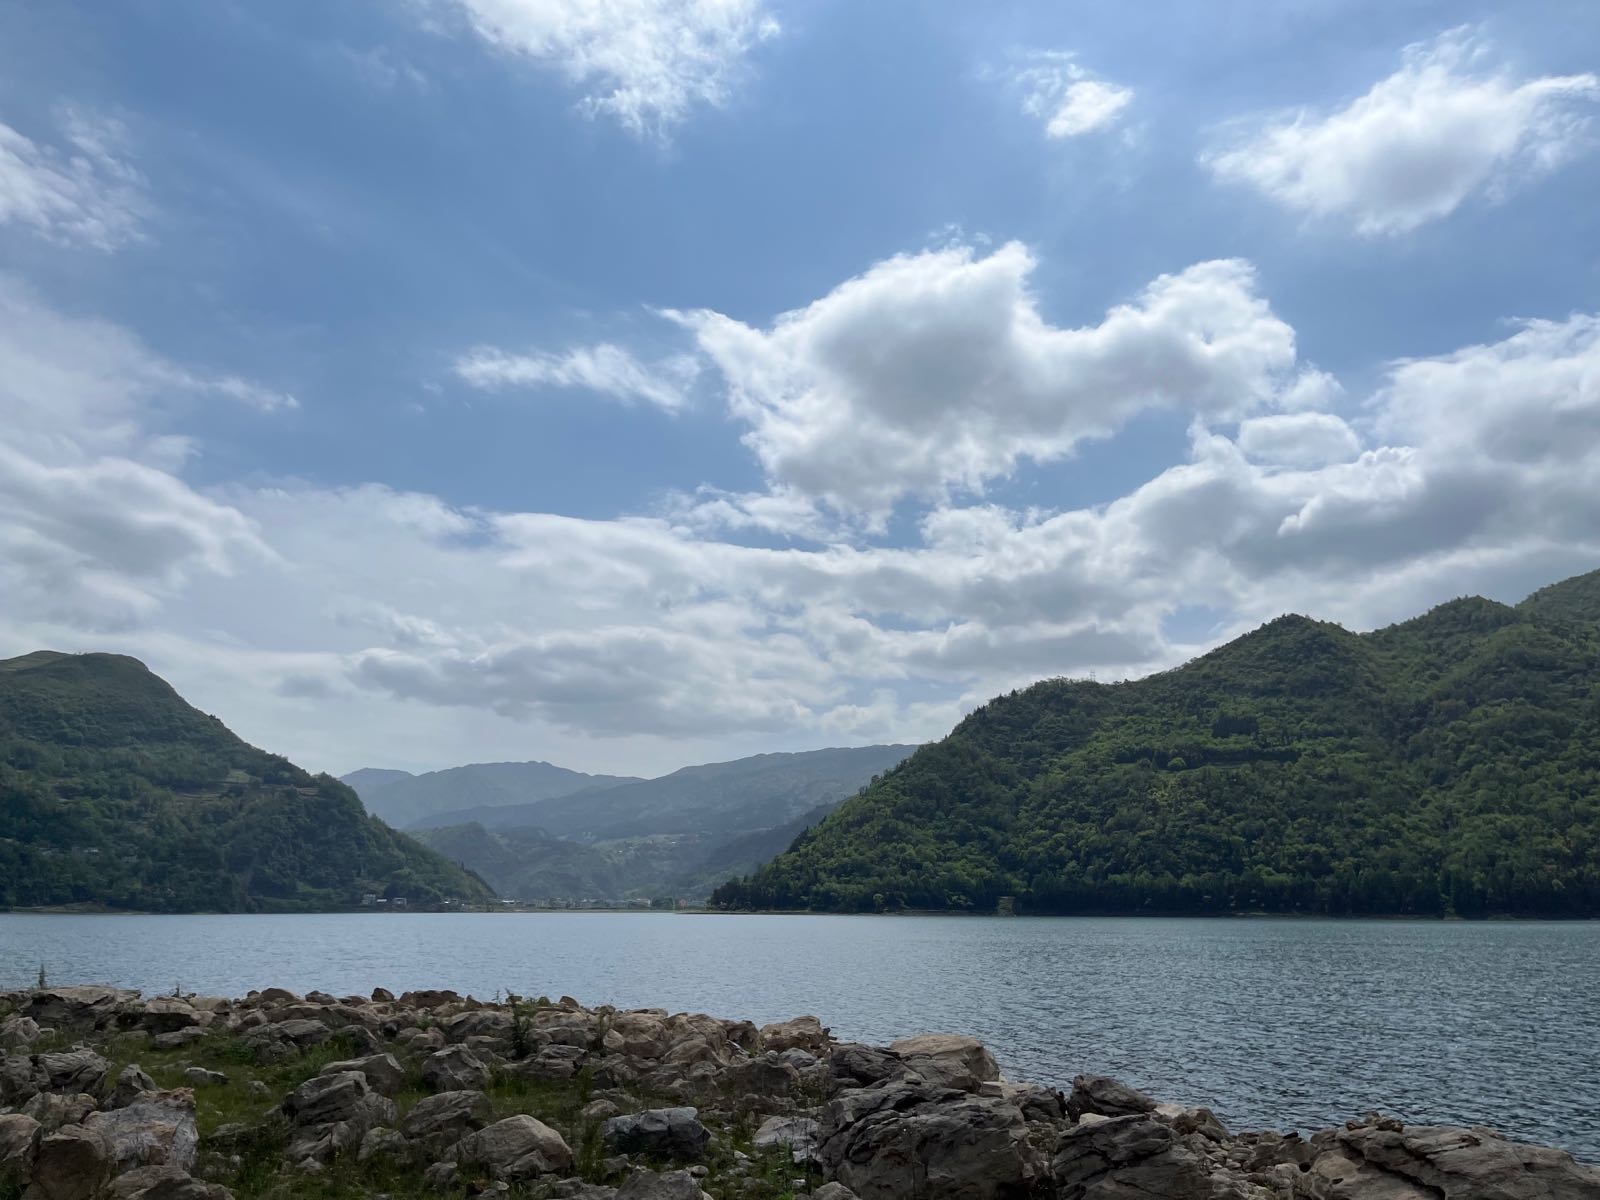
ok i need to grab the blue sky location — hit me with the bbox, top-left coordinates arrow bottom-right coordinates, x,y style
3,0 -> 1599,777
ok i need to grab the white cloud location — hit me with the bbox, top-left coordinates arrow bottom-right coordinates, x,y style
456,342 -> 696,411
1009,52 -> 1134,138
0,109 -> 147,250
668,242 -> 1299,520
1237,412 -> 1361,468
1203,28 -> 1600,235
437,0 -> 779,137
5,260 -> 1600,779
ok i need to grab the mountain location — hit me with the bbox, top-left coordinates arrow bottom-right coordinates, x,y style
341,760 -> 641,828
714,569 -> 1600,918
413,745 -> 921,838
0,651 -> 494,912
406,746 -> 921,902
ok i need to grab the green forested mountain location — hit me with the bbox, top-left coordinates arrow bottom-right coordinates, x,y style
713,570 -> 1600,917
0,651 -> 494,911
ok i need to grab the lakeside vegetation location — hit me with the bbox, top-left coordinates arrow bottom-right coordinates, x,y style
714,570 -> 1600,918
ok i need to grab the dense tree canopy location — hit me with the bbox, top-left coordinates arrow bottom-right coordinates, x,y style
714,571 -> 1600,918
0,651 -> 493,911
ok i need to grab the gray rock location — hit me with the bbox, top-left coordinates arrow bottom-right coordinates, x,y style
759,1017 -> 829,1054
317,1052 -> 405,1097
602,1108 -> 710,1160
109,1065 -> 158,1109
889,1035 -> 1000,1095
356,1126 -> 412,1165
1065,1075 -> 1159,1122
150,1030 -> 206,1052
819,1081 -> 1046,1200
752,1115 -> 819,1163
20,1094 -> 96,1134
614,1168 -> 712,1200
1319,1120 -> 1600,1200
35,1049 -> 111,1096
83,1090 -> 199,1173
106,1164 -> 234,1199
828,1044 -> 910,1090
422,1044 -> 492,1092
400,1090 -> 493,1146
181,1069 -> 226,1088
810,1186 -> 860,1200
24,1125 -> 112,1200
1051,1113 -> 1214,1200
453,1114 -> 574,1180
0,1113 -> 42,1183
0,1017 -> 43,1050
23,987 -> 137,1029
133,1000 -> 204,1036
0,1054 -> 38,1106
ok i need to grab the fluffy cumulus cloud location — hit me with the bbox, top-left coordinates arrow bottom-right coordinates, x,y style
436,0 -> 779,136
1203,28 -> 1600,235
6,249 -> 1600,776
0,109 -> 147,250
1008,52 -> 1134,138
455,342 -> 696,411
0,278 -> 283,628
668,241 -> 1300,520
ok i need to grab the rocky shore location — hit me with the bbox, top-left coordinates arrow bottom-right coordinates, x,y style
1,985 -> 1595,1200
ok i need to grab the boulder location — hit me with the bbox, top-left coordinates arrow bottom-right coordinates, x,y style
721,1052 -> 799,1101
133,1001 -> 204,1036
603,1013 -> 673,1061
317,1053 -> 405,1097
83,1090 -> 199,1173
818,1081 -> 1046,1200
829,1044 -> 911,1090
20,1094 -> 97,1134
811,1186 -> 861,1200
507,1045 -> 587,1082
759,1016 -> 829,1054
1065,1075 -> 1159,1122
35,1049 -> 111,1096
149,1031 -> 205,1052
751,1115 -> 819,1162
0,1113 -> 42,1183
180,1069 -> 226,1088
614,1168 -> 713,1200
1316,1119 -> 1600,1200
24,987 -> 136,1029
400,1090 -> 493,1146
1051,1113 -> 1217,1200
1,1054 -> 38,1106
397,989 -> 460,1010
24,1126 -> 112,1200
889,1035 -> 999,1094
602,1108 -> 710,1160
0,1017 -> 43,1050
108,1066 -> 158,1109
421,1045 -> 491,1091
282,1072 -> 379,1128
453,1114 -> 574,1180
356,1126 -> 412,1165
106,1165 -> 234,1199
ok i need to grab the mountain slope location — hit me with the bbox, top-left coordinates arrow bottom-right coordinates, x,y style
416,745 -> 920,838
714,572 -> 1600,917
0,652 -> 494,912
341,760 -> 640,828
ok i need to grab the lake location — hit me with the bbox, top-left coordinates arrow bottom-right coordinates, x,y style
2,912 -> 1596,1162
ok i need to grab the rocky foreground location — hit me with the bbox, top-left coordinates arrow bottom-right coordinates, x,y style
1,986 -> 1595,1200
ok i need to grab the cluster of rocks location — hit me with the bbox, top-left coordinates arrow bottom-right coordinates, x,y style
2,983 -> 1596,1200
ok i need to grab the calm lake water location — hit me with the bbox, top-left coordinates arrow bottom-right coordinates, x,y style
2,913 -> 1596,1161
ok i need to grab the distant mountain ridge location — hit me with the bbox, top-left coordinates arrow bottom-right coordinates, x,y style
715,568 -> 1600,918
0,652 -> 492,912
343,760 -> 640,828
410,745 -> 921,837
368,745 -> 920,902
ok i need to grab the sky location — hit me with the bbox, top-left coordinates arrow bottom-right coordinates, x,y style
2,0 -> 1599,779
